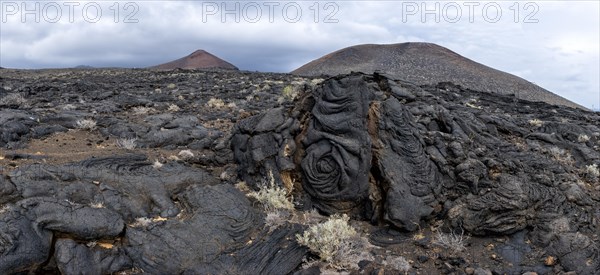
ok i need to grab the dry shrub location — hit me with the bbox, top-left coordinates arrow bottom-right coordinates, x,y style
296,214 -> 359,266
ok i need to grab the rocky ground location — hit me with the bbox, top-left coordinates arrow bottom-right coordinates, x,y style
0,68 -> 598,274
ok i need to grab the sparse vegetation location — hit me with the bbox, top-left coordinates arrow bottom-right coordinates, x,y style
116,138 -> 137,150
528,118 -> 543,127
207,97 -> 225,109
433,230 -> 468,252
89,201 -> 105,209
61,104 -> 77,111
383,255 -> 411,273
281,81 -> 307,101
219,170 -> 233,181
465,99 -> 482,109
262,80 -> 284,85
282,85 -> 297,100
548,146 -> 573,164
578,134 -> 590,143
585,164 -> 599,182
167,155 -> 180,161
296,214 -> 359,265
178,150 -> 194,160
247,170 -> 293,212
131,106 -> 155,115
264,210 -> 291,230
167,104 -> 180,112
235,181 -> 251,192
0,93 -> 28,107
130,217 -> 153,227
294,209 -> 324,224
310,78 -> 324,86
76,119 -> 97,130
0,205 -> 9,214
548,147 -> 563,158
412,231 -> 426,241
129,216 -> 167,227
244,171 -> 296,230
152,160 -> 163,169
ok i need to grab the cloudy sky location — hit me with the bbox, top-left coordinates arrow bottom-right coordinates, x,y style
1,1 -> 598,109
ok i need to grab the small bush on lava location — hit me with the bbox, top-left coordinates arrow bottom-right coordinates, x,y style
585,164 -> 599,182
578,134 -> 591,143
296,214 -> 358,264
528,118 -> 543,127
247,170 -> 293,212
0,93 -> 28,107
116,138 -> 137,150
207,98 -> 225,109
433,230 -> 468,252
76,119 -> 97,130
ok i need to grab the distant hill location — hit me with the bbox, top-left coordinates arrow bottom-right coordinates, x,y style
150,50 -> 238,70
292,42 -> 585,109
74,65 -> 95,69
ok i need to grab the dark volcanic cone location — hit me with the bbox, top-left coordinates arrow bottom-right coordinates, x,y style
292,42 -> 584,109
151,50 -> 238,70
